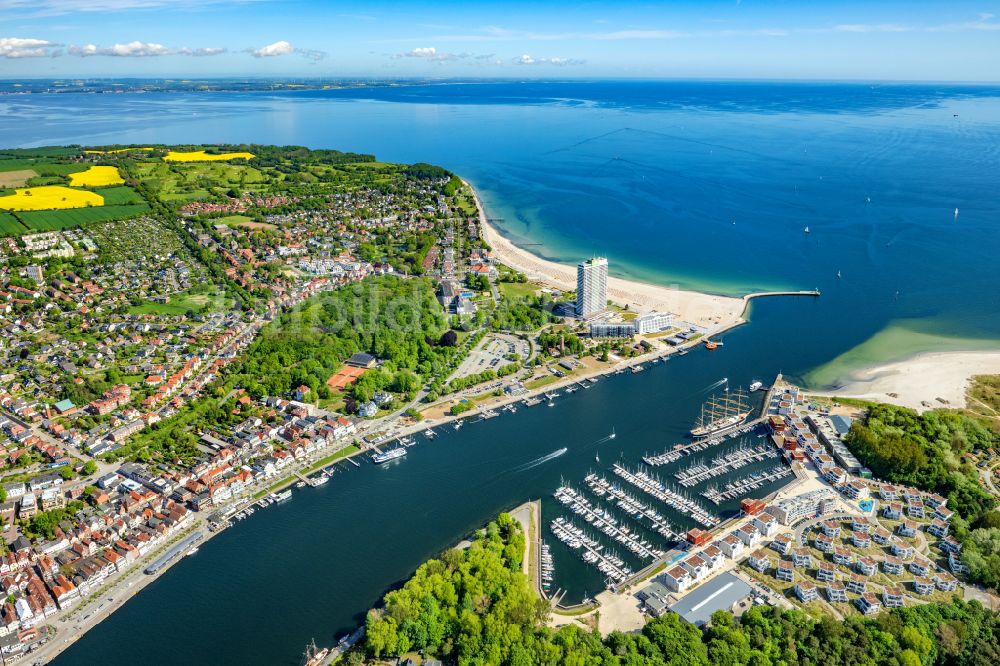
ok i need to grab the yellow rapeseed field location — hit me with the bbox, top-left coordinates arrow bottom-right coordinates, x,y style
84,147 -> 154,154
0,186 -> 104,211
69,166 -> 125,187
163,150 -> 255,162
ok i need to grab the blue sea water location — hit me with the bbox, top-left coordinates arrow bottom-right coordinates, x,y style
4,80 -> 999,385
2,80 -> 995,664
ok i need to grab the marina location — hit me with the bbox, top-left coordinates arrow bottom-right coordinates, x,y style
642,422 -> 762,465
700,464 -> 793,504
550,517 -> 630,586
670,443 -> 780,487
553,486 -> 660,560
582,473 -> 679,541
611,463 -> 720,527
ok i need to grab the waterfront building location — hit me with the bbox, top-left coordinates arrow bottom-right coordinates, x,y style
589,322 -> 635,338
771,489 -> 836,525
719,534 -> 745,559
663,565 -> 693,592
575,257 -> 608,318
634,311 -> 674,334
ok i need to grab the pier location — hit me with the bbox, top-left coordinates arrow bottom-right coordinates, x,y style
582,473 -> 678,541
553,486 -> 659,560
550,517 -> 630,586
700,463 -> 793,505
612,464 -> 719,527
673,444 -> 779,487
642,421 -> 764,466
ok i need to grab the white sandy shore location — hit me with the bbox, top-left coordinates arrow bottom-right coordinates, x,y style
824,351 -> 1000,412
467,182 -> 745,330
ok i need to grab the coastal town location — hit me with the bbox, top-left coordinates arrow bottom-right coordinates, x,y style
0,145 -> 998,665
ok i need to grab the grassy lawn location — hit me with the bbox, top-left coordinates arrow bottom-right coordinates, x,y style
498,281 -> 540,300
128,291 -> 223,316
525,375 -> 559,390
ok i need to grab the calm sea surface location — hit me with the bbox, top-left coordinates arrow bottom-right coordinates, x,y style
3,81 -> 998,664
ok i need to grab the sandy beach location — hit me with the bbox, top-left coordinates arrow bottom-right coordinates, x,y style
824,351 -> 1000,412
466,181 -> 746,330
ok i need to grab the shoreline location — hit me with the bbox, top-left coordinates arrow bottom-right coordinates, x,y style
818,350 -> 1000,412
465,180 -> 747,330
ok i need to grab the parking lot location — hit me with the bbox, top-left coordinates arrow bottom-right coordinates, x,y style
451,333 -> 530,380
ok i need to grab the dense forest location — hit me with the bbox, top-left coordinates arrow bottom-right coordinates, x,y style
232,275 -> 455,400
352,513 -> 1000,666
845,404 -> 1000,588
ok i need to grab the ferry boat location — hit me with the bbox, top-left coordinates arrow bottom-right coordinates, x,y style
372,447 -> 407,464
312,475 -> 329,486
274,489 -> 293,502
749,380 -> 764,392
690,389 -> 751,438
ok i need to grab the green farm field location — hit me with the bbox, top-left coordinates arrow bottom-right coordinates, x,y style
17,203 -> 150,232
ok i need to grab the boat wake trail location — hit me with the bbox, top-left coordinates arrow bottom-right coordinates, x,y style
702,377 -> 728,393
511,447 -> 568,473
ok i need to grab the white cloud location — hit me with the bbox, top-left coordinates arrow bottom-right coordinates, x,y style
406,47 -> 437,58
249,40 -> 295,57
592,29 -> 686,40
514,54 -> 583,66
0,36 -> 60,58
248,40 -> 325,61
68,40 -> 225,57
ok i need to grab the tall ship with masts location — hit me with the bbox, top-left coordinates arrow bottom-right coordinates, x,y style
690,388 -> 751,438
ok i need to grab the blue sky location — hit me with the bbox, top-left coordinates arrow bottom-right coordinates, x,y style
1,0 -> 998,81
